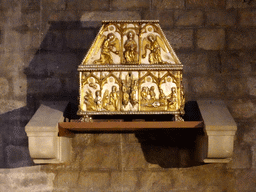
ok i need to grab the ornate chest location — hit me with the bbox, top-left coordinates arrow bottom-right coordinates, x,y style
77,20 -> 185,121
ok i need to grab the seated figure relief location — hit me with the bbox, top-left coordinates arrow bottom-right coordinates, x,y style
94,33 -> 120,64
142,34 -> 168,64
123,31 -> 138,64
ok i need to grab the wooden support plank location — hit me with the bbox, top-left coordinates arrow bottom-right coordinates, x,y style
58,121 -> 204,132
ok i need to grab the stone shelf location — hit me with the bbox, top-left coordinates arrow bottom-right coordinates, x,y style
25,100 -> 237,164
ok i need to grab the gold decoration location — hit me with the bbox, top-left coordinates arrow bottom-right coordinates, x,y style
93,33 -> 120,64
142,34 -> 167,64
78,20 -> 185,121
124,31 -> 138,63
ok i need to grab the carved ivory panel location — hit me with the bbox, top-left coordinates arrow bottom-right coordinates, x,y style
78,20 -> 185,121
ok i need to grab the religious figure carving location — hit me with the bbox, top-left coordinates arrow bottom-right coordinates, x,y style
122,86 -> 129,106
130,80 -> 138,106
141,87 -> 149,101
88,77 -> 98,89
149,86 -> 156,101
102,89 -> 110,110
94,90 -> 102,111
167,87 -> 177,110
123,31 -> 138,63
84,89 -> 96,111
109,86 -> 120,111
142,34 -> 167,64
94,33 -> 120,64
159,88 -> 167,106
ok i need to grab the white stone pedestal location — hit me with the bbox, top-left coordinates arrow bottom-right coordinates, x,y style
196,100 -> 237,163
25,102 -> 71,164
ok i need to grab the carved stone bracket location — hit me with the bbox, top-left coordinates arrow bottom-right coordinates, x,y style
25,102 -> 71,164
196,100 -> 237,163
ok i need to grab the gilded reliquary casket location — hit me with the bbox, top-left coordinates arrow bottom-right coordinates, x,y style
78,20 -> 185,121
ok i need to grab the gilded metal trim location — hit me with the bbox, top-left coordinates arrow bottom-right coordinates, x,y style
78,65 -> 183,71
77,110 -> 185,115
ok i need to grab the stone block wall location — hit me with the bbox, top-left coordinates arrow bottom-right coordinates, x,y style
0,0 -> 256,191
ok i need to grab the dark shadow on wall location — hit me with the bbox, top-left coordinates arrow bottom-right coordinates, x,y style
0,107 -> 34,168
135,101 -> 205,168
0,21 -> 98,168
137,129 -> 203,168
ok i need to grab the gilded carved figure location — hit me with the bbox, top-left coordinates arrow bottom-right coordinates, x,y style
149,86 -> 156,101
130,80 -> 138,106
122,86 -> 130,106
88,77 -> 97,89
84,89 -> 96,111
141,87 -> 149,101
142,34 -> 167,64
94,90 -> 102,111
102,89 -> 110,110
94,33 -> 120,64
109,86 -> 120,111
167,87 -> 177,110
159,88 -> 167,106
124,31 -> 138,63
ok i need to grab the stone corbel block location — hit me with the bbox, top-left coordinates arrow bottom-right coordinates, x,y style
25,102 -> 71,164
196,100 -> 237,163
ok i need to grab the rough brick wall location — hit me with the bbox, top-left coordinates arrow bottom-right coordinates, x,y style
0,0 -> 256,191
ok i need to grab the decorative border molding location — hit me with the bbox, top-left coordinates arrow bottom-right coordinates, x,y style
78,64 -> 184,71
77,109 -> 184,116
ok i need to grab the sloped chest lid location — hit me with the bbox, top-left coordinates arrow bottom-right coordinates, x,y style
79,20 -> 181,66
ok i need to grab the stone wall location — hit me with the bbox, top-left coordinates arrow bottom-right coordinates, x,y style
0,0 -> 256,191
